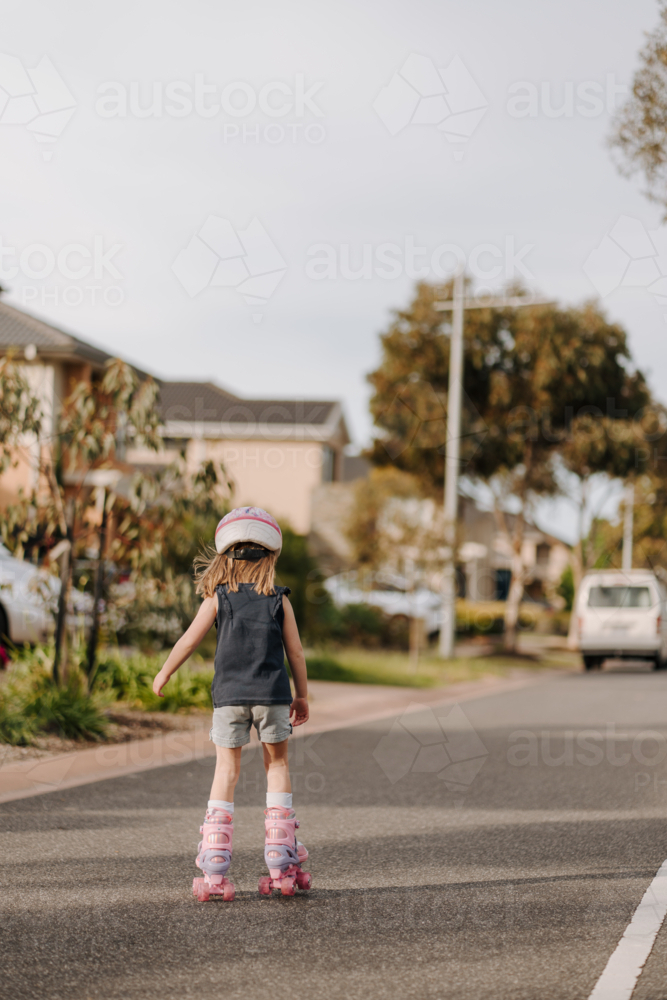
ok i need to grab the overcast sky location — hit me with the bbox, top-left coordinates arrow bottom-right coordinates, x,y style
1,0 -> 663,539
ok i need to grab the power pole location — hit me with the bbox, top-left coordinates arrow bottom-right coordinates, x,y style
439,270 -> 464,658
434,283 -> 554,659
622,482 -> 634,572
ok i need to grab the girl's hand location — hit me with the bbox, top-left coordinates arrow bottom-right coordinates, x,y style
290,697 -> 309,727
153,668 -> 169,698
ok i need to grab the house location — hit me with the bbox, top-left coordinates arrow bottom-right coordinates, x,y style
0,298 -> 123,508
128,381 -> 349,534
0,300 -> 350,534
310,473 -> 571,604
457,495 -> 570,604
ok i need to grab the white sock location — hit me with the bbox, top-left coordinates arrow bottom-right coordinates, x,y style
208,799 -> 234,813
266,792 -> 292,809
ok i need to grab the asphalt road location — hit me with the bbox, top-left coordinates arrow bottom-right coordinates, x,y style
3,665 -> 667,1000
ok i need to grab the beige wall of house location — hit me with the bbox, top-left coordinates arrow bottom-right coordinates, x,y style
187,438 -> 329,534
0,452 -> 32,508
127,437 -> 333,534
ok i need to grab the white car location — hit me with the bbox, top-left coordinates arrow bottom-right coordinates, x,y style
0,543 -> 55,647
324,571 -> 442,633
576,569 -> 667,671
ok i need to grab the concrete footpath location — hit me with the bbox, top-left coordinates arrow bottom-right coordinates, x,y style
0,672 -> 543,804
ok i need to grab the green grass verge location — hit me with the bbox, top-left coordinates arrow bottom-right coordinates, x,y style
305,645 -> 577,688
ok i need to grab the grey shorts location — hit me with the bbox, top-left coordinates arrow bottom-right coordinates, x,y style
210,704 -> 292,749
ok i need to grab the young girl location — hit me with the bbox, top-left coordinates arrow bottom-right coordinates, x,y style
152,506 -> 310,901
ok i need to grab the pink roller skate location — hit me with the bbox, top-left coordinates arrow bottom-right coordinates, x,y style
192,808 -> 235,902
258,807 -> 312,897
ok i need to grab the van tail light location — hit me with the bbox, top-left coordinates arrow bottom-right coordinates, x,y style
658,615 -> 662,636
578,616 -> 583,638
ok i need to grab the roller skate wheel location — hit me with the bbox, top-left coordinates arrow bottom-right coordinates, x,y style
258,876 -> 272,896
196,882 -> 210,902
281,877 -> 295,896
192,877 -> 203,896
296,871 -> 312,890
222,881 -> 235,902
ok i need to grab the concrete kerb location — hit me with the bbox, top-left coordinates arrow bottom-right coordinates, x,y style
0,671 -> 556,804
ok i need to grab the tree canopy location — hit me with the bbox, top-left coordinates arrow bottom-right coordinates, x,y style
367,280 -> 652,650
368,281 -> 650,493
609,1 -> 667,216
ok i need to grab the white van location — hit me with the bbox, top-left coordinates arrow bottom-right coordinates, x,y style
575,569 -> 667,671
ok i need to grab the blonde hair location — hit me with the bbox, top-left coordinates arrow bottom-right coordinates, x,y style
194,542 -> 278,598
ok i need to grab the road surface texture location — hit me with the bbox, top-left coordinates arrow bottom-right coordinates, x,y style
2,665 -> 667,1000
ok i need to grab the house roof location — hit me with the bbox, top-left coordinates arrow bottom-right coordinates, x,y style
0,300 -> 350,443
158,380 -> 340,428
157,380 -> 238,418
0,299 -> 116,368
460,495 -> 571,549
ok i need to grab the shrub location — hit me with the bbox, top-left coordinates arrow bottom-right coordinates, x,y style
300,655 -> 360,683
25,674 -> 109,741
0,645 -> 213,747
316,603 -> 410,649
455,599 -> 538,637
0,663 -> 108,744
558,565 -> 575,611
275,527 -> 336,644
94,651 -> 213,713
0,697 -> 36,745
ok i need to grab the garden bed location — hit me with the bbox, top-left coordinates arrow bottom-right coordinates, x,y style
0,706 -> 210,767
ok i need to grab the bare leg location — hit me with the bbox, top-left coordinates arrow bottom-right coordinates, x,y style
209,746 -> 242,801
262,739 -> 291,793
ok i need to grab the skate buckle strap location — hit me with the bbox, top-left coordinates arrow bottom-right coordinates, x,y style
205,809 -> 233,823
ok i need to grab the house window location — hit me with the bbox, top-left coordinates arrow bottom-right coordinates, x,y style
536,543 -> 550,566
321,445 -> 335,482
456,566 -> 466,598
495,569 -> 511,601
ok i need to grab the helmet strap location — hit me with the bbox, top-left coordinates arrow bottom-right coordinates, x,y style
225,546 -> 269,562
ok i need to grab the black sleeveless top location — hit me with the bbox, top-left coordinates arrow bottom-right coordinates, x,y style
211,584 -> 293,707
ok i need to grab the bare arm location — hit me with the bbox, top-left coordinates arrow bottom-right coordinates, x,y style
153,596 -> 217,697
282,596 -> 309,726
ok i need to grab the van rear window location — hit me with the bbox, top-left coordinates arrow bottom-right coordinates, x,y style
587,586 -> 653,608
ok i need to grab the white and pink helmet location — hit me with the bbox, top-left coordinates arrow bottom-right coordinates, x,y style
214,506 -> 282,556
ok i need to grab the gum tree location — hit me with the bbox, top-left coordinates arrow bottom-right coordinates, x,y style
0,357 -> 232,687
0,353 -> 42,476
1,358 -> 161,683
344,466 -> 443,668
609,1 -> 667,217
52,359 -> 161,681
368,283 -> 651,652
558,405 -> 660,644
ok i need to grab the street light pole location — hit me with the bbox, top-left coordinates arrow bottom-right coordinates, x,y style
439,270 -> 464,657
622,482 -> 634,572
434,286 -> 554,659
